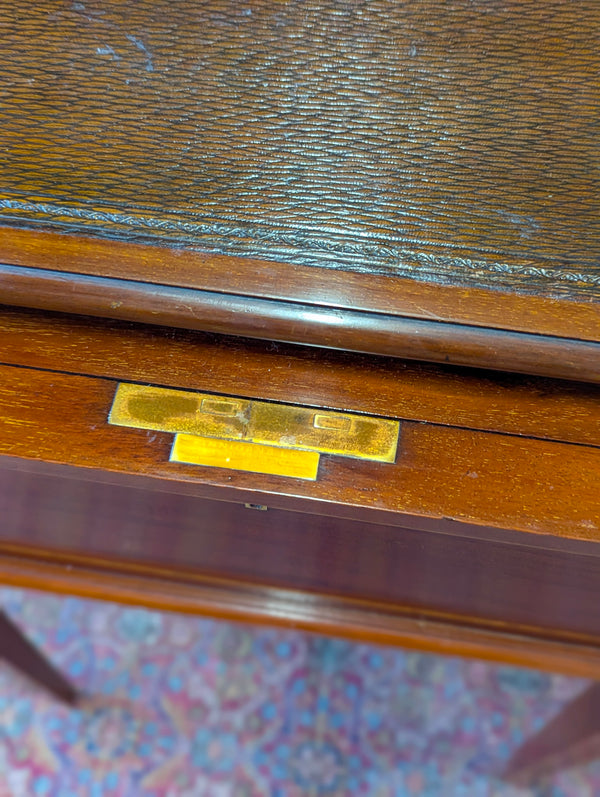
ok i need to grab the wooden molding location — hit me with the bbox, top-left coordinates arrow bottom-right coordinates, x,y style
0,545 -> 599,680
1,262 -> 599,383
0,227 -> 599,343
1,306 -> 599,449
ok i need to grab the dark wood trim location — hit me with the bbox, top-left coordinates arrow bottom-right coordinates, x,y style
5,466 -> 600,641
1,363 -> 599,544
1,226 -> 599,343
2,306 -> 599,449
0,545 -> 600,680
0,610 -> 77,704
504,683 -> 600,784
1,264 -> 599,383
4,454 -> 600,559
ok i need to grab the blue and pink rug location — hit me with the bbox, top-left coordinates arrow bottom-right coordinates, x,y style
0,587 -> 595,796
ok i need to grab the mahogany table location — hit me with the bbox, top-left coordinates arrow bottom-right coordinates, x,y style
0,0 -> 599,781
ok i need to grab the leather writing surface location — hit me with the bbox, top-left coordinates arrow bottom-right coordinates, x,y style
0,0 -> 599,300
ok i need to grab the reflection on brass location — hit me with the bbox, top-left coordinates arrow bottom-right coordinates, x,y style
109,383 -> 399,462
111,383 -> 250,440
171,434 -> 320,481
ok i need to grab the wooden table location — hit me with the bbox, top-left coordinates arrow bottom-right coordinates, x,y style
1,0 -> 599,780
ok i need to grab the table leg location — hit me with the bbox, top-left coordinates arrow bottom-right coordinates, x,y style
0,610 -> 77,705
504,682 -> 600,783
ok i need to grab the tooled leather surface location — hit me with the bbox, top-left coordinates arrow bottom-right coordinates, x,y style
0,0 -> 599,296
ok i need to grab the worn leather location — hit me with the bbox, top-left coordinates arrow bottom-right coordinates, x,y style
0,0 -> 599,297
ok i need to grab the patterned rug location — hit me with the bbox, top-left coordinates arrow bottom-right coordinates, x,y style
0,587 -> 596,796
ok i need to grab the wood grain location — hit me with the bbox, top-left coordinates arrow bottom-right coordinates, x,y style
2,264 -> 600,383
0,0 -> 598,340
3,467 -> 600,647
1,227 -> 599,342
0,362 -> 598,543
1,544 -> 600,679
1,306 -> 599,448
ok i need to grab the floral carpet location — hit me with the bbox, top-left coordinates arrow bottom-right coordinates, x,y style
0,588 -> 596,796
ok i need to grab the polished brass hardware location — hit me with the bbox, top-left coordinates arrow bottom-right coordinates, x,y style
109,383 -> 400,480
171,434 -> 320,481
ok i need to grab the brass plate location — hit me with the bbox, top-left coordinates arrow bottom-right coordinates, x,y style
171,434 -> 320,481
109,383 -> 399,462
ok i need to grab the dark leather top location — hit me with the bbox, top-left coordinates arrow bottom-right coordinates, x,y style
2,0 -> 599,297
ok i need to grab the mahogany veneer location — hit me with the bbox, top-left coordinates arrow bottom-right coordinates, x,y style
0,0 -> 599,772
0,306 -> 598,681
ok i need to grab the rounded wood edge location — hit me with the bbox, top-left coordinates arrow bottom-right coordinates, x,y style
0,546 -> 599,679
0,226 -> 598,342
2,304 -> 600,451
1,264 -> 599,383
